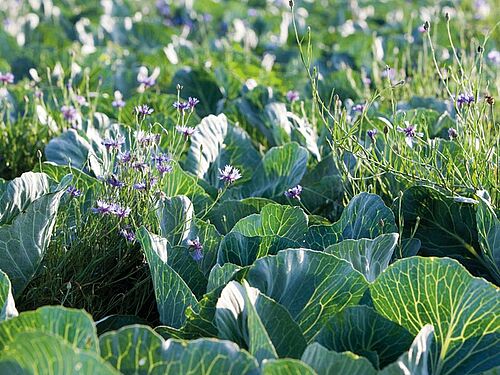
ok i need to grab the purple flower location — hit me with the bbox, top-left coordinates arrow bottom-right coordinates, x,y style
487,50 -> 500,65
66,186 -> 82,198
101,135 -> 125,151
187,97 -> 200,109
120,228 -> 136,242
135,131 -> 160,147
176,125 -> 196,137
286,90 -> 300,102
76,95 -> 87,106
61,105 -> 77,122
107,174 -> 125,188
219,165 -> 242,184
352,104 -> 365,112
92,200 -> 112,215
456,93 -> 475,108
132,162 -> 149,173
110,204 -> 131,219
448,128 -> 458,139
397,122 -> 424,148
134,104 -> 154,116
0,72 -> 14,84
157,163 -> 173,175
133,182 -> 146,190
173,101 -> 190,112
112,91 -> 126,108
137,66 -> 160,89
284,185 -> 303,199
381,68 -> 396,82
152,153 -> 171,164
367,129 -> 378,142
187,237 -> 203,261
117,151 -> 131,163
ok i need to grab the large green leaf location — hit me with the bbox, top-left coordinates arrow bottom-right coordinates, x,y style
305,193 -> 397,250
246,249 -> 368,340
315,305 -> 413,368
399,186 -> 495,281
0,189 -> 64,295
301,343 -> 377,375
325,233 -> 399,282
0,306 -> 98,352
137,227 -> 198,328
0,332 -> 118,375
216,281 -> 306,362
0,172 -> 50,225
158,195 -> 194,246
217,232 -> 263,266
207,263 -> 242,292
208,198 -> 273,234
0,271 -> 17,322
476,191 -> 500,282
262,359 -> 317,375
184,114 -> 260,188
154,338 -> 260,374
237,143 -> 309,199
371,257 -> 500,375
100,325 -> 164,374
380,324 -> 435,375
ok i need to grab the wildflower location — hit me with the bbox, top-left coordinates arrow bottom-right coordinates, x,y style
120,228 -> 136,242
101,135 -> 125,151
92,200 -> 112,215
107,174 -> 125,188
219,165 -> 242,184
367,129 -> 378,142
135,131 -> 160,147
352,104 -> 365,112
112,91 -> 126,108
173,101 -> 190,112
76,95 -> 87,106
137,66 -> 160,90
156,163 -> 173,175
66,186 -> 82,198
286,90 -> 300,102
110,204 -> 131,219
397,122 -> 423,148
187,237 -> 203,261
152,153 -> 171,164
487,50 -> 500,65
284,185 -> 303,199
456,93 -> 474,108
61,105 -> 77,122
132,161 -> 149,173
134,104 -> 154,117
35,90 -> 43,99
187,97 -> 200,109
133,182 -> 146,190
0,72 -> 14,84
117,151 -> 131,163
448,128 -> 458,140
176,125 -> 196,138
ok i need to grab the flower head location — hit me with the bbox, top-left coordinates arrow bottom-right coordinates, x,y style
487,50 -> 500,65
176,125 -> 196,138
120,228 -> 136,242
187,97 -> 200,109
66,186 -> 82,198
284,185 -> 303,199
448,127 -> 458,140
61,105 -> 77,122
173,101 -> 190,112
219,165 -> 242,185
92,200 -> 112,215
133,182 -> 146,190
107,174 -> 125,188
397,122 -> 423,148
134,104 -> 154,117
112,90 -> 126,108
367,129 -> 378,142
102,135 -> 125,151
286,90 -> 300,102
110,204 -> 131,219
187,237 -> 203,261
0,72 -> 14,84
117,151 -> 131,163
456,93 -> 475,108
135,131 -> 160,147
76,95 -> 87,106
352,104 -> 365,113
137,66 -> 160,90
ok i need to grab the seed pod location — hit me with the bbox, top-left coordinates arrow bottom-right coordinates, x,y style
424,21 -> 429,31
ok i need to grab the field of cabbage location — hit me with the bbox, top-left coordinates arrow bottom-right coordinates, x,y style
0,0 -> 499,374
